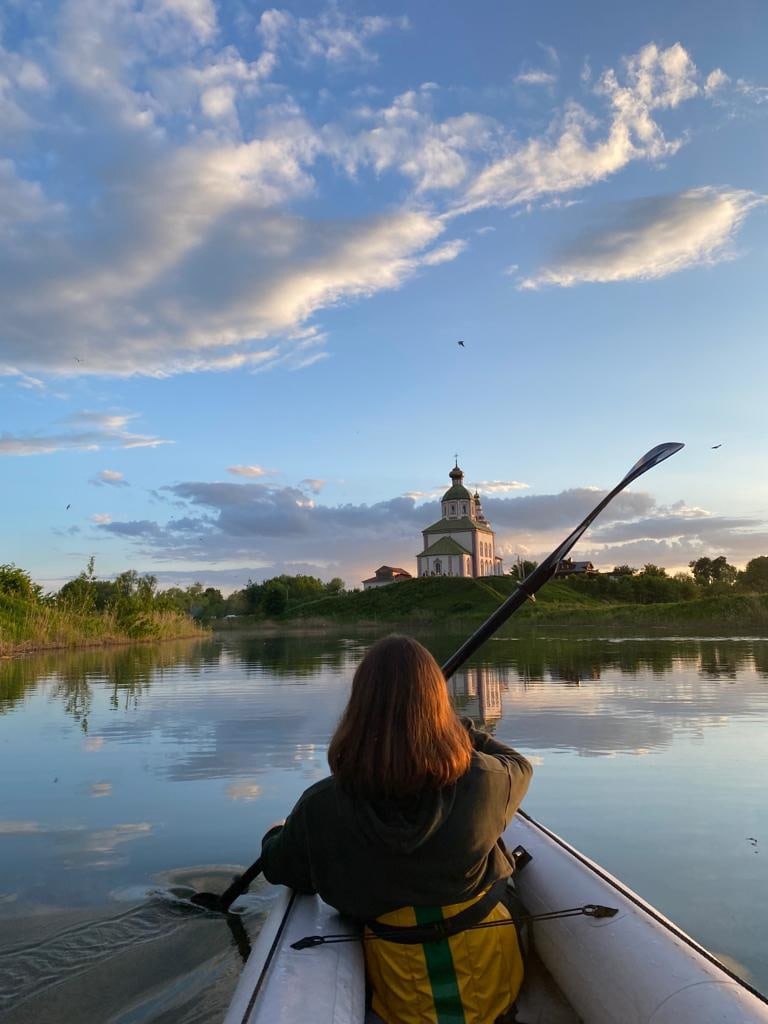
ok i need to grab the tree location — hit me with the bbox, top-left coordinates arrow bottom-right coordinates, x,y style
689,557 -> 714,585
640,564 -> 667,577
739,556 -> 768,592
709,556 -> 737,585
509,560 -> 537,580
263,581 -> 289,616
689,555 -> 737,586
611,565 -> 637,577
325,577 -> 345,595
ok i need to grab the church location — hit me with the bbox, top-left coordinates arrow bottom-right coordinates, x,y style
416,463 -> 503,578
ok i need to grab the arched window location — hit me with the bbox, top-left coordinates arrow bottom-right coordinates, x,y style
434,559 -> 442,575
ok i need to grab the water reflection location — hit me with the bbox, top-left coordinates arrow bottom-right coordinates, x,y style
1,629 -> 767,1020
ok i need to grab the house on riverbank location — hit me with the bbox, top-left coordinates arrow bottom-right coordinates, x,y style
362,565 -> 413,590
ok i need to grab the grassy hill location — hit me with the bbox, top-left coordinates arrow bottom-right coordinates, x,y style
280,575 -> 604,624
0,592 -> 205,656
266,577 -> 768,632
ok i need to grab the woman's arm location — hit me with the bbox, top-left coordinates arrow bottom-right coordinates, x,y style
260,804 -> 316,893
460,717 -> 533,820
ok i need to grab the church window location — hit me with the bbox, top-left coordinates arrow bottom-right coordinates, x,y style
450,503 -> 456,515
434,559 -> 442,575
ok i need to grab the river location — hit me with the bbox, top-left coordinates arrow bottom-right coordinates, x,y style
1,629 -> 767,1021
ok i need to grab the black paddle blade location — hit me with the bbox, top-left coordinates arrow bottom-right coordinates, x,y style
441,441 -> 685,679
190,891 -> 225,912
623,442 -> 684,485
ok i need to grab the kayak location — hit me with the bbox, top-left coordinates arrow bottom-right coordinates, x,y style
223,810 -> 768,1024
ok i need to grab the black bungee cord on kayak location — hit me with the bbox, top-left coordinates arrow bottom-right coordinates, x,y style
290,902 -> 619,950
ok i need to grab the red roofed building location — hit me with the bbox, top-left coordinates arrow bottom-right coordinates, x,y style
362,565 -> 413,590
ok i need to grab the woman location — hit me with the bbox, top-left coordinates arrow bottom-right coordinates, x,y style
260,635 -> 533,1024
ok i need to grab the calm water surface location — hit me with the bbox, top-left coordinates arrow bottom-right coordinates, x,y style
1,630 -> 767,1021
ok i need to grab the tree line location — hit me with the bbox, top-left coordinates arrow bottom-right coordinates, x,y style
0,561 -> 347,622
511,555 -> 768,605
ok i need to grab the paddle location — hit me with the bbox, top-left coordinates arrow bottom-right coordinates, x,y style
190,441 -> 683,913
190,856 -> 263,912
440,441 -> 684,679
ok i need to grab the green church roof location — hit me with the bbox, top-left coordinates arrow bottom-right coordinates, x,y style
441,483 -> 472,502
418,536 -> 472,558
423,515 -> 494,535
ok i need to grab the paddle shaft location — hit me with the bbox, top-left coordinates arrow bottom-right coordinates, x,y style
194,443 -> 683,913
441,442 -> 684,679
217,856 -> 264,912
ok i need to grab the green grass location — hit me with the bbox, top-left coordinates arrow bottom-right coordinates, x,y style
0,593 -> 206,656
279,576 -> 605,624
260,578 -> 768,632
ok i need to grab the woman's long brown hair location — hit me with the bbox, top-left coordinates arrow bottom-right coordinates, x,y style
328,635 -> 472,798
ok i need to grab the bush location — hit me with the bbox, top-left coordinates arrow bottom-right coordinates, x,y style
0,564 -> 42,602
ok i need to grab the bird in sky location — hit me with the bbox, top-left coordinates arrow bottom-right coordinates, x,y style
66,504 -> 71,509
457,339 -> 465,347
711,444 -> 723,449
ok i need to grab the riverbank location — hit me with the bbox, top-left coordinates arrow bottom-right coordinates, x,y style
0,592 -> 206,657
212,578 -> 768,633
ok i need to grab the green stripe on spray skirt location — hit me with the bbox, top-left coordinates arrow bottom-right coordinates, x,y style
413,906 -> 466,1024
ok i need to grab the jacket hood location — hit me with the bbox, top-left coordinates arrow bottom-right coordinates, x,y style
342,786 -> 457,854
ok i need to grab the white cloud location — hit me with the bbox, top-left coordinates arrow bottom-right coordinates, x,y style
704,68 -> 730,97
91,513 -> 113,524
515,70 -> 557,86
457,43 -> 701,215
257,8 -> 408,66
228,465 -> 274,478
519,187 -> 766,289
91,469 -> 129,487
0,411 -> 172,456
735,79 -> 768,105
299,478 -> 326,494
0,24 -> 750,380
469,480 -> 530,494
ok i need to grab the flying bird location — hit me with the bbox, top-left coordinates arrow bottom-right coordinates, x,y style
711,444 -> 722,449
457,339 -> 465,348
66,504 -> 71,510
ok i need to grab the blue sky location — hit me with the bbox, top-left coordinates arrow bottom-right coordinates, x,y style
1,0 -> 767,591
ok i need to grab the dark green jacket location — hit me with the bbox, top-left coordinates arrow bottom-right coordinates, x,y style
260,723 -> 533,921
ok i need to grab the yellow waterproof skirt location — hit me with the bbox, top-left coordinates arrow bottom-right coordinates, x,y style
364,888 -> 523,1024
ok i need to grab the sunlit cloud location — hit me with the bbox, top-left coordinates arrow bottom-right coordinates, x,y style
519,188 -> 766,289
90,782 -> 113,798
227,465 -> 276,478
91,469 -> 129,487
0,410 -> 173,457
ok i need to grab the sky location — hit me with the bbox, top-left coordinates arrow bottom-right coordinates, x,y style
1,0 -> 767,592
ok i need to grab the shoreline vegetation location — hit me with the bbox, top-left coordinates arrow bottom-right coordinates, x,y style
6,555 -> 768,657
0,562 -> 206,658
216,575 -> 768,634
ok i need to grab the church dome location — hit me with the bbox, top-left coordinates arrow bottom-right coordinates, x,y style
442,464 -> 471,502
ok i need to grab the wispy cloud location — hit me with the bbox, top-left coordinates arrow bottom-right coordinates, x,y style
227,464 -> 276,478
514,70 -> 557,87
0,412 -> 172,456
91,469 -> 129,487
457,43 -> 700,215
519,188 -> 766,289
0,22 -> 750,379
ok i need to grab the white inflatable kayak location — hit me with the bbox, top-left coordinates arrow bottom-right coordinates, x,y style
224,810 -> 768,1024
